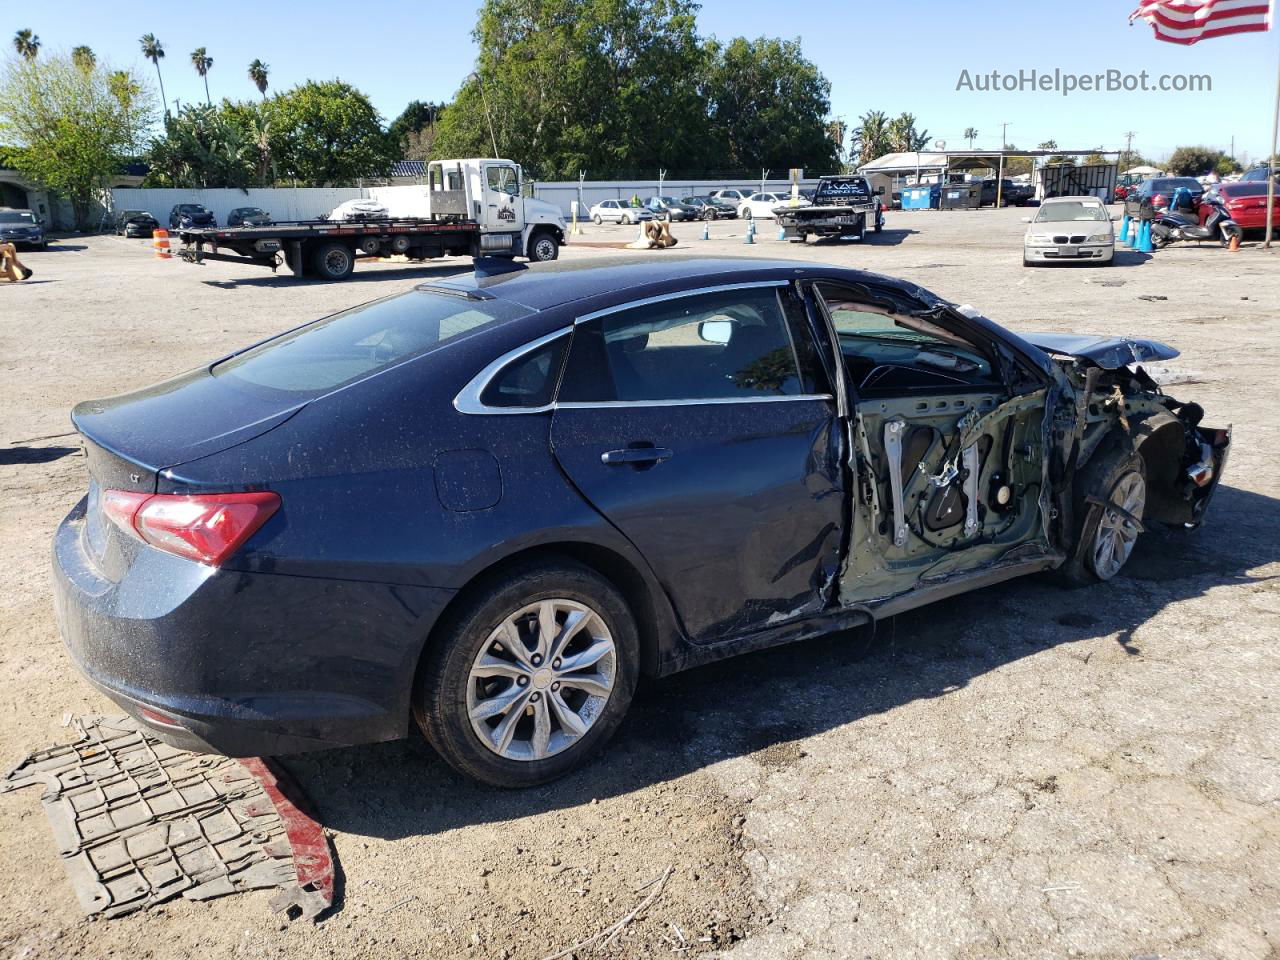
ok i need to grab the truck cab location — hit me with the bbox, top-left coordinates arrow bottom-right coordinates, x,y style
427,159 -> 566,261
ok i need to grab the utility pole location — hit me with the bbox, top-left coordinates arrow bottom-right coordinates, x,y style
1001,121 -> 1011,149
1123,130 -> 1136,168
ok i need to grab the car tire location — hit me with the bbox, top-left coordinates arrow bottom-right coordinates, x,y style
593,214 -> 603,225
528,231 -> 559,262
414,559 -> 639,788
311,241 -> 355,281
623,213 -> 633,225
707,209 -> 718,221
742,208 -> 753,220
1055,435 -> 1146,587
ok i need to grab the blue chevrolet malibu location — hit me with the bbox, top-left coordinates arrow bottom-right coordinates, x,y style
54,257 -> 1228,787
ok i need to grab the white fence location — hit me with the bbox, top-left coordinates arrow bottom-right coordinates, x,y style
110,187 -> 364,225
110,178 -> 824,224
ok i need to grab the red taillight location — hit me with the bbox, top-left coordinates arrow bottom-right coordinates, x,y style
102,490 -> 280,566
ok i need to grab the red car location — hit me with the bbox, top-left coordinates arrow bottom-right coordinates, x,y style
1202,182 -> 1280,233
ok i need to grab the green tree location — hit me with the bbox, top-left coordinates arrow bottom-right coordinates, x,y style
71,46 -> 96,72
0,52 -> 155,227
144,103 -> 258,188
12,30 -> 39,60
269,80 -> 397,185
963,126 -> 978,149
139,34 -> 167,116
886,113 -> 929,153
389,100 -> 447,158
248,59 -> 269,98
190,47 -> 213,105
852,110 -> 890,167
1167,145 -> 1236,177
703,36 -> 838,175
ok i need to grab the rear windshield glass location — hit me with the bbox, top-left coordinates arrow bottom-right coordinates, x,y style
212,290 -> 530,397
815,178 -> 871,200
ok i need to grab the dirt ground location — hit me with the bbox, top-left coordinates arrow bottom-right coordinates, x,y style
0,209 -> 1276,960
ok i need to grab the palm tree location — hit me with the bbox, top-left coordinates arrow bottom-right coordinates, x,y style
190,47 -> 214,106
963,127 -> 978,150
72,46 -> 96,72
140,34 -> 168,118
853,110 -> 890,167
13,29 -> 40,60
247,59 -> 269,98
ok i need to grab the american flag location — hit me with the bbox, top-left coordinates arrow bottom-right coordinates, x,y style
1130,0 -> 1273,43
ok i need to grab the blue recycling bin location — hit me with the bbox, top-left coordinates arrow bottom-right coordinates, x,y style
900,185 -> 936,210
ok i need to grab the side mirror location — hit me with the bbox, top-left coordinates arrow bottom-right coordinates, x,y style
699,319 -> 734,345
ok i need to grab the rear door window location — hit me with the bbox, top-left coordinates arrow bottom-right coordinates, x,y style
560,287 -> 807,403
213,291 -> 530,398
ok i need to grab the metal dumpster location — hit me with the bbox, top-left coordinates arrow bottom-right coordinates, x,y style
940,183 -> 981,210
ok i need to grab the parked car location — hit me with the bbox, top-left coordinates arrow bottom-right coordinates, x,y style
114,210 -> 159,238
1135,177 -> 1203,212
327,199 -> 389,222
227,206 -> 272,227
1240,165 -> 1278,183
710,188 -> 752,205
738,192 -> 791,220
587,199 -> 653,225
1202,181 -> 1280,234
53,257 -> 1228,787
1023,196 -> 1115,266
980,178 -> 1034,207
0,208 -> 47,248
644,196 -> 699,221
168,204 -> 217,230
681,196 -> 738,220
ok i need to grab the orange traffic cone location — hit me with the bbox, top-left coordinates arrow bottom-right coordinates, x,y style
1227,232 -> 1241,252
153,229 -> 171,260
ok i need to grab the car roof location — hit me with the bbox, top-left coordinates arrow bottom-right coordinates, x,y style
422,256 -> 940,312
1041,195 -> 1103,204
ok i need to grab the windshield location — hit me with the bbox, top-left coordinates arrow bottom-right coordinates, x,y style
0,211 -> 36,224
212,290 -> 531,398
1034,202 -> 1109,223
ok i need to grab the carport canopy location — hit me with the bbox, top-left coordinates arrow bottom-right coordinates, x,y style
860,148 -> 1121,178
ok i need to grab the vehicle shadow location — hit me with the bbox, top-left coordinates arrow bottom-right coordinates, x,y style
38,243 -> 89,252
200,263 -> 471,289
285,482 -> 1276,845
0,446 -> 78,465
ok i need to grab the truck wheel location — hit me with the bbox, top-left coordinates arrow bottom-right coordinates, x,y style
528,231 -> 559,262
311,241 -> 354,281
413,559 -> 639,788
390,235 -> 412,255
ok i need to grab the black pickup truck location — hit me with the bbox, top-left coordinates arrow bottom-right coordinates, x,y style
776,176 -> 884,242
980,178 -> 1034,207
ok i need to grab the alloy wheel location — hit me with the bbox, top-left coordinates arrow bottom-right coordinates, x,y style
466,599 -> 617,761
1092,471 -> 1146,579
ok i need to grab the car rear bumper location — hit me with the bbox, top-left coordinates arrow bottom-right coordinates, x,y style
53,496 -> 453,757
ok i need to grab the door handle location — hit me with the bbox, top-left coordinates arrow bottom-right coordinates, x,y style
601,447 -> 673,466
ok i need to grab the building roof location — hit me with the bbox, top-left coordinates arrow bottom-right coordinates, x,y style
391,160 -> 426,178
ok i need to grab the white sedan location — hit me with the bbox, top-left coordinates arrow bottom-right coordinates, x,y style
587,199 -> 653,225
737,192 -> 792,220
1023,196 -> 1115,266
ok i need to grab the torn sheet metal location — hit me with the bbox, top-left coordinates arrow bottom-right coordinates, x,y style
0,716 -> 334,920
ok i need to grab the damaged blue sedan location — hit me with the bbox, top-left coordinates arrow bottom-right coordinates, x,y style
53,258 -> 1229,787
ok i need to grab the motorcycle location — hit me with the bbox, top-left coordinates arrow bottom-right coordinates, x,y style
1151,189 -> 1243,248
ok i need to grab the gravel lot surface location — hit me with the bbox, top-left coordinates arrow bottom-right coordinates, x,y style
0,208 -> 1276,959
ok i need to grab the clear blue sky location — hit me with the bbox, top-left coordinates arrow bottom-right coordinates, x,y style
7,0 -> 1276,163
